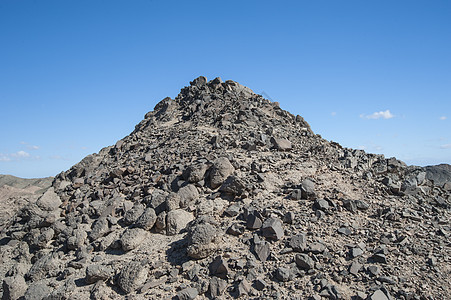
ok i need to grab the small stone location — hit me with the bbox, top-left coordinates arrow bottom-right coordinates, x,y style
349,261 -> 362,275
225,204 -> 241,217
337,226 -> 352,235
378,276 -> 396,284
246,214 -> 262,230
120,228 -> 147,252
166,209 -> 194,235
237,278 -> 252,297
227,223 -> 245,236
117,261 -> 148,294
300,179 -> 316,200
351,247 -> 363,258
283,211 -> 295,224
314,199 -> 329,211
295,253 -> 315,270
289,234 -> 307,252
177,287 -> 199,300
372,253 -> 387,264
135,207 -> 157,230
368,265 -> 381,276
270,137 -> 292,151
209,276 -> 227,298
209,256 -> 229,279
85,264 -> 113,284
369,289 -> 389,300
2,276 -> 27,300
254,241 -> 270,262
275,267 -> 292,282
261,217 -> 284,240
254,278 -> 267,291
210,157 -> 234,189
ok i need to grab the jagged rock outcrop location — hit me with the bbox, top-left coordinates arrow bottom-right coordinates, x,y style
0,77 -> 449,299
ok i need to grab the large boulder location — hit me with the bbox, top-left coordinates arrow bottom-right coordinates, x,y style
210,157 -> 234,188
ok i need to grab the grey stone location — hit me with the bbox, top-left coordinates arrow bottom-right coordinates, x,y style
227,223 -> 245,236
349,261 -> 362,275
368,265 -> 381,276
135,207 -> 157,230
219,175 -> 245,195
261,217 -> 284,240
2,276 -> 27,300
23,282 -> 51,300
36,187 -> 61,211
351,247 -> 363,258
355,200 -> 369,210
117,261 -> 148,294
254,241 -> 270,262
253,278 -> 267,291
342,199 -> 357,213
295,253 -> 315,270
246,213 -> 262,230
270,137 -> 292,151
289,233 -> 307,252
177,184 -> 199,208
209,256 -> 229,279
337,226 -> 352,235
85,264 -> 113,284
155,211 -> 167,233
225,204 -> 241,217
183,163 -> 209,183
372,253 -> 387,264
166,209 -> 194,235
275,267 -> 292,282
210,157 -> 234,189
187,223 -> 220,259
369,289 -> 389,300
314,199 -> 329,211
209,276 -> 227,298
300,179 -> 316,200
165,192 -> 181,211
290,189 -> 302,200
177,287 -> 198,300
123,203 -> 145,225
190,76 -> 207,87
26,252 -> 60,281
120,228 -> 147,251
67,228 -> 88,250
89,217 -> 110,241
237,278 -> 252,297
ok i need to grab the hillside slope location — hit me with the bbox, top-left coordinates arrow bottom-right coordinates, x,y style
0,77 -> 449,300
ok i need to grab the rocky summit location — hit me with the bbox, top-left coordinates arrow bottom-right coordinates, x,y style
1,77 -> 450,300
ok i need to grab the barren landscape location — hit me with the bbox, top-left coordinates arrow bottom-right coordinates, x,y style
1,77 -> 450,299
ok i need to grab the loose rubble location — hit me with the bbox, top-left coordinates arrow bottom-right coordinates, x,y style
0,76 -> 450,299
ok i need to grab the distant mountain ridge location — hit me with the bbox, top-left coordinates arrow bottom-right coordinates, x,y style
0,174 -> 53,191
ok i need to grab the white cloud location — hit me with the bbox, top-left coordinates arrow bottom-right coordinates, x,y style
439,116 -> 447,120
11,151 -> 30,158
331,112 -> 337,116
358,145 -> 366,150
28,145 -> 40,150
360,110 -> 394,120
0,154 -> 11,162
440,144 -> 451,149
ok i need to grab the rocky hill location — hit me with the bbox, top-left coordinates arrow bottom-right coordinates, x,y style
0,175 -> 53,232
1,77 -> 449,300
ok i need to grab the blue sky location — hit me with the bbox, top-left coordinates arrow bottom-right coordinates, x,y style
0,0 -> 450,178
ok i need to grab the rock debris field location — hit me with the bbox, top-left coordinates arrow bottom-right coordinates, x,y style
1,77 -> 450,300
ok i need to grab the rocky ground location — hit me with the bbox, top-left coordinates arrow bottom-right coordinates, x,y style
0,77 -> 449,300
0,175 -> 52,231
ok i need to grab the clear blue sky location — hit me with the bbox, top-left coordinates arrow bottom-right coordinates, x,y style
1,0 -> 450,178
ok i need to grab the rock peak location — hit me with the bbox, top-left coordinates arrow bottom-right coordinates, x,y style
0,77 -> 449,299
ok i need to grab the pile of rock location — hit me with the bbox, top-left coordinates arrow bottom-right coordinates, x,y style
0,77 -> 449,299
